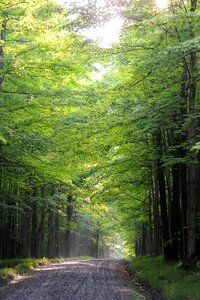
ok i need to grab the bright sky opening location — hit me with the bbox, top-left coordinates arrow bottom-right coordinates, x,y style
156,0 -> 169,9
57,0 -> 123,48
83,17 -> 124,48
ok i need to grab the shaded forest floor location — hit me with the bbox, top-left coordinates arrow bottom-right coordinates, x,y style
0,259 -> 163,300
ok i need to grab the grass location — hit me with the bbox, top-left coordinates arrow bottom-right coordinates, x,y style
0,256 -> 93,284
130,256 -> 200,300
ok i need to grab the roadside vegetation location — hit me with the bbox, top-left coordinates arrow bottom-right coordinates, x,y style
0,257 -> 92,284
131,256 -> 200,300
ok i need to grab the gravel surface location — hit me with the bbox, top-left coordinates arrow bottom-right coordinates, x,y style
0,260 -> 145,300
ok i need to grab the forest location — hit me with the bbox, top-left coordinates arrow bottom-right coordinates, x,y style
1,0 -> 200,275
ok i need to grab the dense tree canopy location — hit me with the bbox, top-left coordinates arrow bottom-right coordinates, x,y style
1,0 -> 200,269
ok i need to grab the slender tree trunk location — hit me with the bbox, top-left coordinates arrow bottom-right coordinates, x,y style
48,210 -> 55,258
171,164 -> 181,260
180,161 -> 188,260
142,224 -> 147,255
155,131 -> 171,259
38,187 -> 47,257
31,188 -> 38,257
66,193 -> 73,257
185,0 -> 199,266
55,213 -> 59,257
48,185 -> 55,258
21,206 -> 31,258
95,229 -> 99,258
187,158 -> 200,266
148,192 -> 153,255
0,17 -> 6,253
152,173 -> 161,256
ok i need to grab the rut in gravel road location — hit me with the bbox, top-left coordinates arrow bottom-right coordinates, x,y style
0,260 -> 145,300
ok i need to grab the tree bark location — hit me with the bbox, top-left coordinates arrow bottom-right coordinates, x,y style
155,131 -> 171,259
48,184 -> 55,258
170,164 -> 181,260
148,192 -> 153,255
31,188 -> 38,257
152,173 -> 161,256
66,193 -> 73,257
185,0 -> 199,266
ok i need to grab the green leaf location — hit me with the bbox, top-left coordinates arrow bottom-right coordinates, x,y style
0,134 -> 7,144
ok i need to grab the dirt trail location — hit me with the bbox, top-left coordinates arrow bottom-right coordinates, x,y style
0,260 -> 147,300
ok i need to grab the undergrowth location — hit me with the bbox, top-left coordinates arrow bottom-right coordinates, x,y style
0,256 -> 93,283
131,256 -> 200,300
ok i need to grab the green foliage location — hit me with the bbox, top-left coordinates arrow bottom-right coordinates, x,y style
131,257 -> 200,300
0,268 -> 16,281
0,258 -> 40,281
0,258 -> 48,270
0,257 -> 93,282
192,142 -> 200,152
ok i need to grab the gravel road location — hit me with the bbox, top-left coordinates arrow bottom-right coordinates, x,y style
0,260 -> 144,300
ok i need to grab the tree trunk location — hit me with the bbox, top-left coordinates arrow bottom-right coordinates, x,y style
54,213 -> 59,257
38,187 -> 46,257
185,0 -> 199,266
21,207 -> 31,258
95,229 -> 99,258
180,162 -> 188,260
48,184 -> 55,258
31,188 -> 38,257
48,210 -> 55,258
155,131 -> 171,259
152,173 -> 161,256
66,193 -> 73,257
170,164 -> 181,260
148,192 -> 153,255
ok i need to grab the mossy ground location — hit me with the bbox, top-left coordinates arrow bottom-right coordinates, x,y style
131,256 -> 200,300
